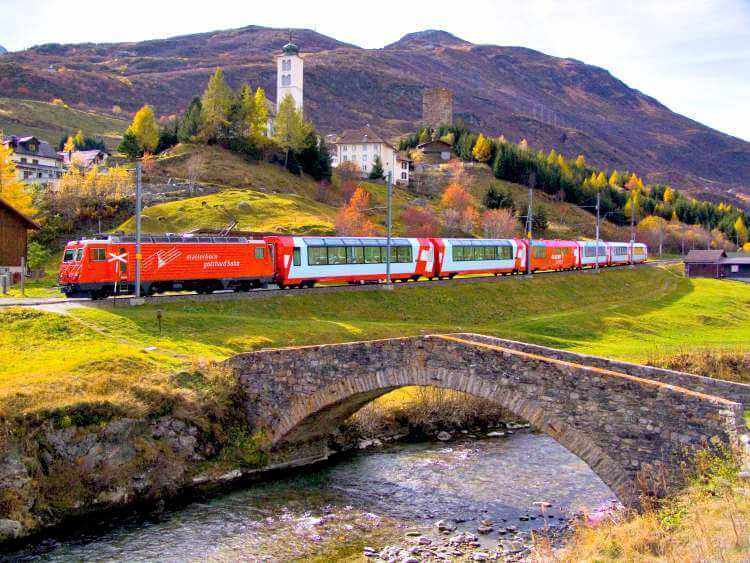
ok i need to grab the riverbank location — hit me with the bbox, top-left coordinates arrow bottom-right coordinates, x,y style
2,265 -> 749,547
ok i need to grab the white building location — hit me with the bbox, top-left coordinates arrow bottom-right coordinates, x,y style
329,126 -> 411,186
2,135 -> 63,188
276,39 -> 303,113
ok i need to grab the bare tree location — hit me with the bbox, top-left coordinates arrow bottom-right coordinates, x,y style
186,153 -> 206,196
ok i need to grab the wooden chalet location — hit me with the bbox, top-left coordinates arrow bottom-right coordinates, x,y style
0,198 -> 40,283
683,249 -> 750,279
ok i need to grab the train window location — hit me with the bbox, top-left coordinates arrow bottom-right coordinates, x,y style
452,246 -> 463,261
255,247 -> 265,260
532,246 -> 547,259
347,246 -> 365,264
397,246 -> 412,263
364,247 -> 381,264
293,247 -> 301,267
91,248 -> 106,262
63,250 -> 76,262
308,247 -> 328,265
498,246 -> 512,260
328,247 -> 347,265
75,249 -> 84,261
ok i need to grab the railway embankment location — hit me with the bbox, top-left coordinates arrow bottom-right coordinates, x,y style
1,265 -> 749,545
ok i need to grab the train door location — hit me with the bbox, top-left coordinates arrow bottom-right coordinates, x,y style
86,245 -> 111,281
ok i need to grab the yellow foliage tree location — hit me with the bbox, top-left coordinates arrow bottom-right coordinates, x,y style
734,216 -> 748,246
546,149 -> 558,165
609,170 -> 621,187
128,105 -> 159,153
200,68 -> 234,142
663,187 -> 677,204
574,154 -> 585,168
593,172 -> 608,190
0,141 -> 35,216
63,136 -> 76,153
57,165 -> 132,199
743,242 -> 750,253
472,133 -> 492,162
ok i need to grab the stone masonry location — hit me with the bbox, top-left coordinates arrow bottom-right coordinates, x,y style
227,334 -> 749,507
422,87 -> 453,127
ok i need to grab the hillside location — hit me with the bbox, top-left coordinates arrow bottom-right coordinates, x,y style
1,26 -> 748,203
0,97 -> 127,149
118,144 -> 628,240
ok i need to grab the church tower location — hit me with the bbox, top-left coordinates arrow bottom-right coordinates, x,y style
276,33 -> 303,113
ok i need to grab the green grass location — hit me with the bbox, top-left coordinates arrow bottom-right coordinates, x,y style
0,97 -> 127,150
118,188 -> 338,234
2,264 -> 748,419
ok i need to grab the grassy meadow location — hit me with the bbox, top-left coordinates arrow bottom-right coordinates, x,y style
2,264 -> 749,420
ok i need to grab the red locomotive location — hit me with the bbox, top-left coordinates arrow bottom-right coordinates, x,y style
59,234 -> 648,298
59,235 -> 274,298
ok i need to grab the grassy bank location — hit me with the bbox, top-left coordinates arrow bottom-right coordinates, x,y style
2,264 -> 749,420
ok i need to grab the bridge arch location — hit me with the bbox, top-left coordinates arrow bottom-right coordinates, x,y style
227,334 -> 747,508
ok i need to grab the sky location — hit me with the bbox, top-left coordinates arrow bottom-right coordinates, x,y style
1,0 -> 748,141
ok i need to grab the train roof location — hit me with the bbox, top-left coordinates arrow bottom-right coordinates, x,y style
71,234 -> 259,244
444,238 -> 515,246
301,236 -> 414,246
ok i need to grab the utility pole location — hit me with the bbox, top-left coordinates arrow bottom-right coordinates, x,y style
525,172 -> 535,276
595,189 -> 601,274
134,161 -> 142,299
385,170 -> 393,288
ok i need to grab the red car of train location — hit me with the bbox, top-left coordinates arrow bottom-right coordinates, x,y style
59,235 -> 647,298
59,235 -> 274,298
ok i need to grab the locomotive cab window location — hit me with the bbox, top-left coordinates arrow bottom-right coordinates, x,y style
91,248 -> 106,262
293,247 -> 301,267
63,250 -> 76,262
254,247 -> 265,260
75,249 -> 84,261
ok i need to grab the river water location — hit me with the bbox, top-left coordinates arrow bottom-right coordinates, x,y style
13,432 -> 615,561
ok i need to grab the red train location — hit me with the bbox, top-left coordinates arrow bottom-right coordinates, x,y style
58,235 -> 648,298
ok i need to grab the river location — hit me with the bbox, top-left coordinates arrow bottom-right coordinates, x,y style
11,431 -> 616,561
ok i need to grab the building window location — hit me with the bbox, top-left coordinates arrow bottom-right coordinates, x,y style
282,59 -> 291,71
343,155 -> 348,161
32,159 -> 38,165
20,157 -> 27,163
362,155 -> 367,161
282,74 -> 291,86
401,161 -> 408,170
401,172 -> 407,180
343,145 -> 348,152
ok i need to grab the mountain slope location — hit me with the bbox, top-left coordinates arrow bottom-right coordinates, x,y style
1,26 -> 748,202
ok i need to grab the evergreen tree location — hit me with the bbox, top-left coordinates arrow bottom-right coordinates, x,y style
178,97 -> 203,142
483,185 -> 514,211
200,68 -> 235,143
531,205 -> 549,236
155,118 -> 179,153
117,130 -> 142,159
369,155 -> 384,180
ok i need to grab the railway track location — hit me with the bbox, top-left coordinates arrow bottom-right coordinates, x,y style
0,260 -> 679,309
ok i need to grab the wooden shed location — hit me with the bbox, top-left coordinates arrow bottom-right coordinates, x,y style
0,198 -> 40,283
683,249 -> 750,280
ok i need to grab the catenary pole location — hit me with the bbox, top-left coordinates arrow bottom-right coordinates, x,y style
135,161 -> 142,299
595,189 -> 601,274
386,170 -> 392,287
525,172 -> 535,276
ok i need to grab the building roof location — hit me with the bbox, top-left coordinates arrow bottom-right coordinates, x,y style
282,42 -> 300,55
684,250 -> 727,263
59,149 -> 108,168
332,125 -> 395,149
2,135 -> 61,161
0,198 -> 40,230
417,140 -> 453,151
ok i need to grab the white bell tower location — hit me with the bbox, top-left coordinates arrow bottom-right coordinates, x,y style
276,32 -> 303,113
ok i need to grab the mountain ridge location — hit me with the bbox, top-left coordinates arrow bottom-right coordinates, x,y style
0,25 -> 748,204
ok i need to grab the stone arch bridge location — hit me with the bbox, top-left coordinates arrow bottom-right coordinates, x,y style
226,334 -> 750,507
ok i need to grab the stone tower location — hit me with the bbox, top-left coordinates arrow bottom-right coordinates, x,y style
276,33 -> 303,113
422,87 -> 453,127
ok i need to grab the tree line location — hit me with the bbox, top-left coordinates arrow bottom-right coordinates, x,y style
118,68 -> 332,181
400,125 -> 749,248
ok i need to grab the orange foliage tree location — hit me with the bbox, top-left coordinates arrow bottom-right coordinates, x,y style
335,187 -> 379,236
481,208 -> 517,238
401,205 -> 440,237
440,182 -> 477,234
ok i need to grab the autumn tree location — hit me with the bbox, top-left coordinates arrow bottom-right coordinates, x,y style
574,154 -> 586,168
200,68 -> 235,143
734,216 -> 748,246
127,105 -> 159,153
440,183 -> 477,234
401,205 -> 440,237
273,93 -> 313,167
481,208 -> 516,238
0,141 -> 34,216
251,87 -> 269,143
472,133 -> 492,162
637,215 -> 668,256
335,186 -> 378,236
